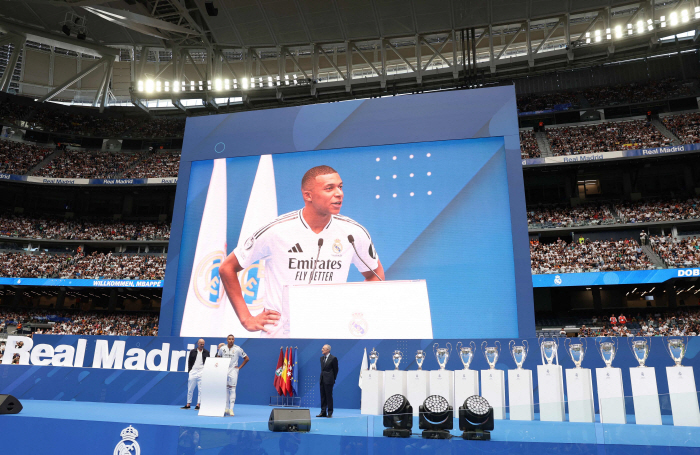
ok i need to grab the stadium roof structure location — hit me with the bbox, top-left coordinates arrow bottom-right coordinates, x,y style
1,0 -> 699,113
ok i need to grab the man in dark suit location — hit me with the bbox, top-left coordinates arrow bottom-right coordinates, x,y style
182,338 -> 210,410
318,344 -> 338,418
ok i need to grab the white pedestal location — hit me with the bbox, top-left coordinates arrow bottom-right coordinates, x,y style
537,365 -> 565,421
629,367 -> 662,426
481,369 -> 506,419
199,358 -> 230,417
508,369 -> 534,421
565,368 -> 595,423
454,370 -> 479,416
384,370 -> 407,402
666,366 -> 700,427
407,370 -> 430,416
361,371 -> 384,415
429,370 -> 454,408
596,367 -> 627,424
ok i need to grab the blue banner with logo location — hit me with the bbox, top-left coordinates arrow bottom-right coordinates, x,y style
523,143 -> 700,166
532,267 -> 700,287
0,278 -> 163,287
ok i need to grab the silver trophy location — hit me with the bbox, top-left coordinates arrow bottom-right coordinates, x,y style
481,341 -> 501,370
392,350 -> 403,370
628,336 -> 650,368
369,348 -> 379,370
433,342 -> 452,370
565,337 -> 587,369
538,336 -> 559,365
665,336 -> 688,367
456,341 -> 477,370
596,337 -> 618,368
508,340 -> 529,369
415,350 -> 426,370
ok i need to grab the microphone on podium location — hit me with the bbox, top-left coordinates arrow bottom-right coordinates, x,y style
308,238 -> 324,284
347,235 -> 383,281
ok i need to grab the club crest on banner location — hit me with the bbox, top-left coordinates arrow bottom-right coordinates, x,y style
349,312 -> 368,337
114,425 -> 140,455
240,260 -> 266,311
193,250 -> 226,308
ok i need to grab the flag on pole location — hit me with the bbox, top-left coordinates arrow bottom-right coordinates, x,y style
180,158 -> 228,337
359,348 -> 368,389
280,347 -> 289,396
274,347 -> 284,395
286,347 -> 294,396
291,347 -> 299,397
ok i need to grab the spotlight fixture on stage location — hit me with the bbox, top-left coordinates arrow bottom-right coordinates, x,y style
205,1 -> 219,16
419,395 -> 452,439
459,395 -> 494,440
382,394 -> 413,438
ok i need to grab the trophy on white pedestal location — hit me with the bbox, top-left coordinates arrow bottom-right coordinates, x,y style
433,343 -> 452,370
481,341 -> 505,419
415,350 -> 426,370
454,341 -> 478,417
537,336 -> 565,421
429,343 -> 454,408
392,350 -> 403,370
627,336 -> 661,425
369,348 -> 379,370
564,337 -> 595,423
456,342 -> 476,370
595,337 -> 626,424
664,336 -> 700,426
508,340 -> 534,421
384,350 -> 407,404
408,350 -> 429,416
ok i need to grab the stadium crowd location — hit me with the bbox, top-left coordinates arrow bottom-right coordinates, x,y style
122,150 -> 181,178
649,234 -> 700,268
580,78 -> 696,107
36,149 -> 140,179
0,310 -> 159,337
0,214 -> 170,241
517,91 -> 581,113
578,308 -> 700,337
0,251 -> 166,280
663,112 -> 700,144
528,205 -> 615,228
614,198 -> 700,223
520,130 -> 540,158
546,120 -> 672,156
0,139 -> 51,175
530,238 -> 655,274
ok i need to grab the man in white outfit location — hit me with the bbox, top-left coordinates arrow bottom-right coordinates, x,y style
217,334 -> 249,416
182,338 -> 209,410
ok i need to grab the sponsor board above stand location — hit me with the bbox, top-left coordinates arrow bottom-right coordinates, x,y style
533,268 -> 700,287
0,174 -> 178,185
523,143 -> 699,166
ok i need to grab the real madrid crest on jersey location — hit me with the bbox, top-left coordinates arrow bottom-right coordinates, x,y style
193,250 -> 226,308
332,238 -> 343,256
114,425 -> 140,455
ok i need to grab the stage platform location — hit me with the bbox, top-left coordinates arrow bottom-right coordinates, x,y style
1,400 -> 699,455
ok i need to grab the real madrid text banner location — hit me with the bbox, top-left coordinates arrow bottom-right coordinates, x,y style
180,158 -> 228,337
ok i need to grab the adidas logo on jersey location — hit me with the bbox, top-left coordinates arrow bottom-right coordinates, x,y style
288,243 -> 303,253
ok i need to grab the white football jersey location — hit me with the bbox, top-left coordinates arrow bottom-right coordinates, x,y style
232,209 -> 379,337
217,344 -> 247,375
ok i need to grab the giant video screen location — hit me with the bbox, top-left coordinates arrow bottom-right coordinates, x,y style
162,88 -> 534,339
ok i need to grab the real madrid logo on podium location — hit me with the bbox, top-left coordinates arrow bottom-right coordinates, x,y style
114,425 -> 140,455
349,313 -> 368,337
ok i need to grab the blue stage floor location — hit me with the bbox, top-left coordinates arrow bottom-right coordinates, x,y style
3,399 -> 700,454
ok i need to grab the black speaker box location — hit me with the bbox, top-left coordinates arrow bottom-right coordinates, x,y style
0,395 -> 22,414
268,408 -> 311,432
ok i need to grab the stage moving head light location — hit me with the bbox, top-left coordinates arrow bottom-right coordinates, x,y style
419,395 -> 453,439
382,394 -> 413,438
459,395 -> 494,440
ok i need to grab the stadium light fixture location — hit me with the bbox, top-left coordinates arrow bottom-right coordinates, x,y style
459,395 -> 494,440
164,81 -> 170,92
419,395 -> 453,439
155,80 -> 161,92
682,9 -> 689,22
241,78 -> 248,89
172,80 -> 179,92
268,76 -> 273,87
382,394 -> 413,438
637,20 -> 644,34
137,80 -> 144,92
670,12 -> 678,26
145,79 -> 154,93
285,75 -> 289,85
696,7 -> 700,19
595,29 -> 601,42
606,28 -> 611,40
215,79 -> 222,90
661,16 -> 666,27
224,79 -> 230,90
615,25 -> 622,38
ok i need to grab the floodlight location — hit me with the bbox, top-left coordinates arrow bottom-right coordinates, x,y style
615,25 -> 622,38
419,395 -> 453,439
145,79 -> 154,93
671,12 -> 678,26
215,79 -> 222,90
459,395 -> 494,440
382,394 -> 413,438
137,80 -> 144,92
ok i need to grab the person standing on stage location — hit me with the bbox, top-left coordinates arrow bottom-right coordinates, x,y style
219,165 -> 384,338
217,334 -> 249,416
318,344 -> 338,418
182,338 -> 209,410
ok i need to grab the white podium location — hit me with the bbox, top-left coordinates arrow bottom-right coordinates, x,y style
508,369 -> 534,421
481,370 -> 506,419
629,367 -> 662,426
565,368 -> 595,423
286,280 -> 432,338
596,368 -> 627,424
407,370 -> 430,416
361,371 -> 384,415
537,365 -> 565,421
198,358 -> 230,417
666,366 -> 700,427
454,370 -> 479,417
384,370 -> 407,402
429,370 -> 454,408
